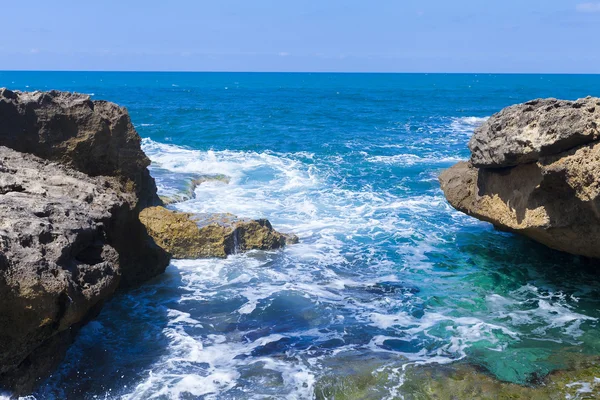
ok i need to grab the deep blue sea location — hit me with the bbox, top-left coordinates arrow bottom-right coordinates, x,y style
2,72 -> 600,399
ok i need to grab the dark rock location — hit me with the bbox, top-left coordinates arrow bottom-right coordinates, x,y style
0,90 -> 171,394
0,147 -> 168,393
0,88 -> 160,208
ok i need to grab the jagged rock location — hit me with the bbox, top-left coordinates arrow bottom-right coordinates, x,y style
0,90 -> 170,394
469,97 -> 600,168
139,206 -> 298,259
0,146 -> 168,393
0,88 -> 160,208
441,97 -> 600,259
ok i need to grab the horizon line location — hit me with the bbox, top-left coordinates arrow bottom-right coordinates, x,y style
1,69 -> 600,76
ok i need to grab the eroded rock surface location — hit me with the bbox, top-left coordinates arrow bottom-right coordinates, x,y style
0,90 -> 170,393
0,147 -> 168,392
469,97 -> 600,168
0,88 -> 160,208
441,96 -> 600,258
139,206 -> 298,259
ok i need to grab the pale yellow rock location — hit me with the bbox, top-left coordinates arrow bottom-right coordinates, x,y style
440,141 -> 600,258
140,206 -> 298,259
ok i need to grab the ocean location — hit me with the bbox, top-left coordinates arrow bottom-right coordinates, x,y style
1,72 -> 600,399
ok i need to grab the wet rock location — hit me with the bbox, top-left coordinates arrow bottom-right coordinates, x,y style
139,206 -> 298,259
191,173 -> 231,187
158,173 -> 231,205
469,97 -> 600,168
315,356 -> 600,399
441,97 -> 600,259
399,359 -> 600,399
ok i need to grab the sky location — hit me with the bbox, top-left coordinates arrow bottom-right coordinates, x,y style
1,0 -> 600,73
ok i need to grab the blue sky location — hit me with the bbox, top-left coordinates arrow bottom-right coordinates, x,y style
2,0 -> 600,73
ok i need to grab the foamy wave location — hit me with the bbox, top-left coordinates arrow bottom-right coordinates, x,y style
366,154 -> 463,166
32,136 -> 593,398
118,259 -> 322,399
487,285 -> 597,339
449,116 -> 488,135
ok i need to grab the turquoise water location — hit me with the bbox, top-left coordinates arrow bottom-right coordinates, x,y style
2,72 -> 600,399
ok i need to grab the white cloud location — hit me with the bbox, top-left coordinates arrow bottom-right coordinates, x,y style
278,52 -> 290,57
576,2 -> 600,12
30,48 -> 39,54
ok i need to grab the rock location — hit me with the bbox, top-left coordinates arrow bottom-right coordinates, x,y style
400,359 -> 600,400
469,97 -> 600,168
441,97 -> 600,259
0,90 -> 170,394
0,88 -> 160,208
315,356 -> 600,399
191,174 -> 231,187
0,146 -> 167,393
139,206 -> 298,259
157,173 -> 231,206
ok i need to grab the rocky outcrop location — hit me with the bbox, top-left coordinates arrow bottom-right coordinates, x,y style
0,147 -> 163,392
0,88 -> 159,208
469,97 -> 600,168
0,90 -> 170,393
441,96 -> 600,258
139,206 -> 298,259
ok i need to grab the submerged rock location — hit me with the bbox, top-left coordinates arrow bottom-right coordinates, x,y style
400,359 -> 600,399
0,90 -> 170,393
139,206 -> 298,259
315,357 -> 600,399
158,173 -> 231,205
441,96 -> 600,259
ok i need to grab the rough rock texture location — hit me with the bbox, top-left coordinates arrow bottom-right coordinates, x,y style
0,147 -> 167,392
469,97 -> 600,168
0,90 -> 170,394
139,206 -> 299,259
441,96 -> 600,259
0,88 -> 160,208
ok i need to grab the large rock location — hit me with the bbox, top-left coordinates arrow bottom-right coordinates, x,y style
0,88 -> 160,208
441,97 -> 600,259
139,206 -> 298,259
0,90 -> 170,393
0,147 -> 167,392
469,97 -> 600,168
